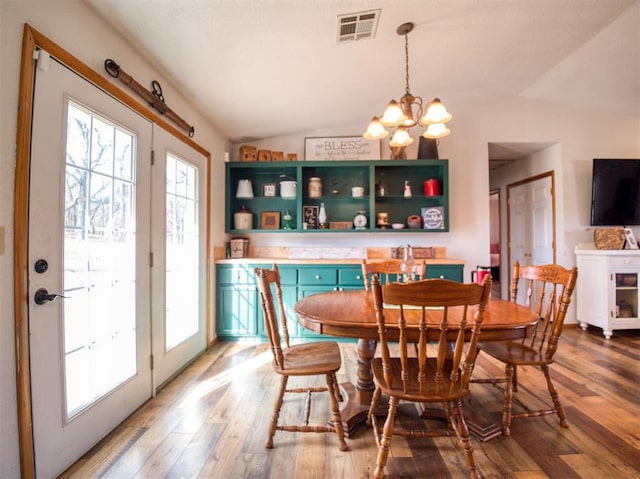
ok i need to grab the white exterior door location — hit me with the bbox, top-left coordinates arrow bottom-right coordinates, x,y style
150,127 -> 207,388
29,57 -> 153,478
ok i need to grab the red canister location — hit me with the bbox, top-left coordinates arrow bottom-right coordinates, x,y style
475,266 -> 491,285
423,179 -> 441,196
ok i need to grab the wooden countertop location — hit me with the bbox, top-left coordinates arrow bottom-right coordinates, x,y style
215,257 -> 466,265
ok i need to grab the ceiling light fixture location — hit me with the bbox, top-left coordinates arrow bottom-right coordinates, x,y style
363,22 -> 452,159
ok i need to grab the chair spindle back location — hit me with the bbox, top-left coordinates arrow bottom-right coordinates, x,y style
362,259 -> 426,290
255,265 -> 291,368
371,274 -> 492,396
510,261 -> 578,358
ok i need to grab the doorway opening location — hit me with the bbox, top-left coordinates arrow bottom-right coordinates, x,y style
489,189 -> 501,298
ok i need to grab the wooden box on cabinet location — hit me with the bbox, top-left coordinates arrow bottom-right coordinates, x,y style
575,242 -> 640,338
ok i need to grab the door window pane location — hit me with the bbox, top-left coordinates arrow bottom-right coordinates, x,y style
165,153 -> 199,350
64,101 -> 137,418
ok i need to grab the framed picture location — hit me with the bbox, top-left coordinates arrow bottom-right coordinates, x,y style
302,205 -> 319,229
421,206 -> 445,230
261,211 -> 280,230
624,227 -> 639,249
262,183 -> 276,197
304,136 -> 380,161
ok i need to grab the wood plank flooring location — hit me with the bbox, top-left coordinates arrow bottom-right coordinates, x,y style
59,326 -> 640,478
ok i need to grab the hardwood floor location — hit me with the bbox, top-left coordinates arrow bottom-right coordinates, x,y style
59,327 -> 640,479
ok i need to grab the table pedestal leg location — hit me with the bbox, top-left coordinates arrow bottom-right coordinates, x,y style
337,339 -> 378,436
417,397 -> 503,442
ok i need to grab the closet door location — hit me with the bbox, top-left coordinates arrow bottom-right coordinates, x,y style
508,175 -> 555,301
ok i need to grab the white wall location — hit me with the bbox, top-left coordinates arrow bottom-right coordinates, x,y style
0,2 -> 229,474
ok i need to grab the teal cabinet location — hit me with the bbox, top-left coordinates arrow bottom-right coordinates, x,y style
216,262 -> 463,341
226,159 -> 449,233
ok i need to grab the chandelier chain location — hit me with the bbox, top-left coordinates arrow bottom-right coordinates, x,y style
404,32 -> 411,95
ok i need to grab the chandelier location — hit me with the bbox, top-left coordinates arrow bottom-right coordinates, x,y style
363,22 -> 452,158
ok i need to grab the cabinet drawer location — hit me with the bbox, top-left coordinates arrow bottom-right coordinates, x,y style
609,256 -> 640,268
277,266 -> 297,285
425,265 -> 463,282
218,265 -> 256,284
338,267 -> 365,286
299,267 -> 338,285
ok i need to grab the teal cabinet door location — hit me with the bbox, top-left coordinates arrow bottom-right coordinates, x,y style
217,264 -> 260,340
425,265 -> 463,282
217,285 -> 259,339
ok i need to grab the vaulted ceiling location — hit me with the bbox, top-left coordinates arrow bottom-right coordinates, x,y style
86,1 -> 640,145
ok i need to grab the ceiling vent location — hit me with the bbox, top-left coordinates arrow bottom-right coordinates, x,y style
337,9 -> 380,42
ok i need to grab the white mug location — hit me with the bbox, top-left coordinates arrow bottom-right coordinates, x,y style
352,186 -> 364,197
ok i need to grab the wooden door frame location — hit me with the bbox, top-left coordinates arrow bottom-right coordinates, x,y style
13,24 -> 211,478
506,171 -> 556,287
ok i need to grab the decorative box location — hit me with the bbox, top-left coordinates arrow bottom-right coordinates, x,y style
239,145 -> 256,162
230,238 -> 249,258
393,246 -> 436,259
257,149 -> 271,162
329,221 -> 353,229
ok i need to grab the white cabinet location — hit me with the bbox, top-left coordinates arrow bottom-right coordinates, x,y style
575,243 -> 640,338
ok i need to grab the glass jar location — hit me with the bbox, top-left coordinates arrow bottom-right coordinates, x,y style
318,202 -> 327,228
400,244 -> 416,282
309,177 -> 323,198
282,209 -> 293,230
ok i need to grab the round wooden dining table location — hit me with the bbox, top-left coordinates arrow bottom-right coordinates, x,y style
294,289 -> 539,441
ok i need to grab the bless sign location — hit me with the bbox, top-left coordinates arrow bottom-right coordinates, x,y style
305,136 -> 380,161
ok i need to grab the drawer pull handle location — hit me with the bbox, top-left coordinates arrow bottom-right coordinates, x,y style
315,275 -> 321,280
356,275 -> 362,280
439,275 -> 445,279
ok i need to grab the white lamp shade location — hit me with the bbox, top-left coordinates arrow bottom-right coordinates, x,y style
422,122 -> 451,139
380,100 -> 407,127
363,117 -> 389,139
421,98 -> 452,124
389,128 -> 414,147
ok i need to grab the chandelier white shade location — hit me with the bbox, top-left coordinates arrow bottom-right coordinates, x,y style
363,22 -> 452,146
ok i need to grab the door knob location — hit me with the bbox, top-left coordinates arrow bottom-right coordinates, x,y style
34,288 -> 66,305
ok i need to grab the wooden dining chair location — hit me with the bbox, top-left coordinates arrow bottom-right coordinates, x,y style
368,274 -> 492,479
473,261 -> 578,436
254,266 -> 348,451
361,258 -> 426,290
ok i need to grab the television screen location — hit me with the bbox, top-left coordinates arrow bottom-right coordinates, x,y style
590,159 -> 640,226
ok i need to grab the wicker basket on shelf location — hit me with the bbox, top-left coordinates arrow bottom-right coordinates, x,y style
593,227 -> 625,250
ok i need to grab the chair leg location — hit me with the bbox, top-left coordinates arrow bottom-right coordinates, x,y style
373,395 -> 398,479
542,365 -> 569,428
502,363 -> 515,436
448,399 -> 481,479
266,375 -> 288,448
326,373 -> 348,451
367,386 -> 382,428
